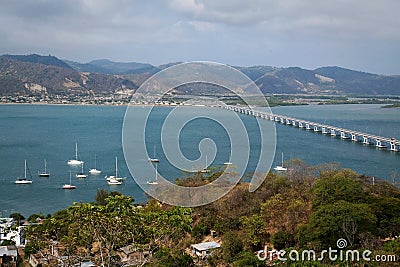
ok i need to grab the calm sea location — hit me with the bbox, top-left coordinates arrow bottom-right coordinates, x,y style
0,104 -> 399,216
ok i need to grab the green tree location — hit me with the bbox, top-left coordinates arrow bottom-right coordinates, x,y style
312,170 -> 366,207
271,230 -> 295,250
9,212 -> 25,225
233,251 -> 264,267
308,201 -> 377,248
240,214 -> 267,250
222,231 -> 243,262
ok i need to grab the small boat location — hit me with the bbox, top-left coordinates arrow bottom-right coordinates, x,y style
63,172 -> 76,189
147,162 -> 159,185
76,163 -> 87,178
89,154 -> 102,175
107,177 -> 123,185
200,155 -> 210,173
148,145 -> 160,163
38,159 -> 50,177
274,152 -> 288,171
15,160 -> 33,184
224,162 -> 233,165
105,157 -> 126,182
68,143 -> 84,165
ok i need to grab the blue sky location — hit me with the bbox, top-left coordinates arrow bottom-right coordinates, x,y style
0,0 -> 399,74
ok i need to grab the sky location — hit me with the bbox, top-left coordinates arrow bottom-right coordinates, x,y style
0,0 -> 399,74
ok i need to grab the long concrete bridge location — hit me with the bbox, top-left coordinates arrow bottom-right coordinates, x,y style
224,105 -> 400,152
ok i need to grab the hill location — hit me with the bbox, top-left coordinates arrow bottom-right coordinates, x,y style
3,54 -> 73,69
1,54 -> 400,97
65,59 -> 159,75
0,56 -> 137,95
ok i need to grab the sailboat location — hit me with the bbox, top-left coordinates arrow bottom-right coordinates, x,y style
147,162 -> 159,185
38,159 -> 50,177
15,160 -> 33,184
148,145 -> 160,163
274,152 -> 288,171
76,163 -> 87,178
106,157 -> 126,184
89,154 -> 102,175
63,172 -> 76,189
67,143 -> 84,166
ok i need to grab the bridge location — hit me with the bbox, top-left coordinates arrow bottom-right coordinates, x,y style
223,105 -> 400,153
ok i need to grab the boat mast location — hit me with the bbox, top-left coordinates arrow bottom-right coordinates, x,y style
24,159 -> 27,179
115,157 -> 118,178
281,152 -> 284,167
44,159 -> 47,173
75,143 -> 78,160
155,163 -> 158,181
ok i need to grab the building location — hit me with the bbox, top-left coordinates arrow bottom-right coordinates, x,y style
0,245 -> 18,266
0,218 -> 25,246
190,241 -> 221,259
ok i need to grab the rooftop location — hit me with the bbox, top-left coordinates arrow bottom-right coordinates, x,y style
191,241 -> 221,252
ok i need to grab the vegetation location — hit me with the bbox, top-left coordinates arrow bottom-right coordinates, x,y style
22,160 -> 400,266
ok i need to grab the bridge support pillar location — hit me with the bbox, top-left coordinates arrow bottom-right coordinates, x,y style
330,129 -> 336,136
322,127 -> 327,134
299,122 -> 303,128
306,124 -> 311,130
375,139 -> 386,148
363,136 -> 370,145
390,142 -> 399,152
341,131 -> 349,139
351,134 -> 358,142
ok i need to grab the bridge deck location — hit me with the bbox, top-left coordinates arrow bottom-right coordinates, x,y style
224,106 -> 400,149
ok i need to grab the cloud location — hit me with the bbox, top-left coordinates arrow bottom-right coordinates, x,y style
0,0 -> 398,73
167,0 -> 400,40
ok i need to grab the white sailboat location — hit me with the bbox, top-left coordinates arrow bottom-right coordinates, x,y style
67,143 -> 84,165
76,163 -> 87,178
274,152 -> 288,171
38,159 -> 50,177
106,157 -> 126,184
63,172 -> 76,189
148,144 -> 160,163
89,154 -> 102,175
147,162 -> 159,185
15,160 -> 33,184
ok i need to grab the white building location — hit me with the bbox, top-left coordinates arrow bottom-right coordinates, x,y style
0,218 -> 25,246
190,241 -> 221,259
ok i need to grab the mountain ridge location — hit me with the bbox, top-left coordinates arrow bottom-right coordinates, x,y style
1,54 -> 399,96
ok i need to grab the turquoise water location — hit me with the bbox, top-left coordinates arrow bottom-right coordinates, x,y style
0,104 -> 399,216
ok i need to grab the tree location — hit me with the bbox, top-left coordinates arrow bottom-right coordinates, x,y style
240,215 -> 267,250
308,201 -> 377,248
222,231 -> 243,262
233,251 -> 264,267
271,231 -> 295,250
9,213 -> 25,225
312,170 -> 366,208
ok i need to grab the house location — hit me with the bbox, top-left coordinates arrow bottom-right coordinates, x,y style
0,245 -> 18,266
0,218 -> 26,246
190,241 -> 221,259
116,244 -> 149,265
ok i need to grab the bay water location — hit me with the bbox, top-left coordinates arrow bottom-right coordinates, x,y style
0,104 -> 398,216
